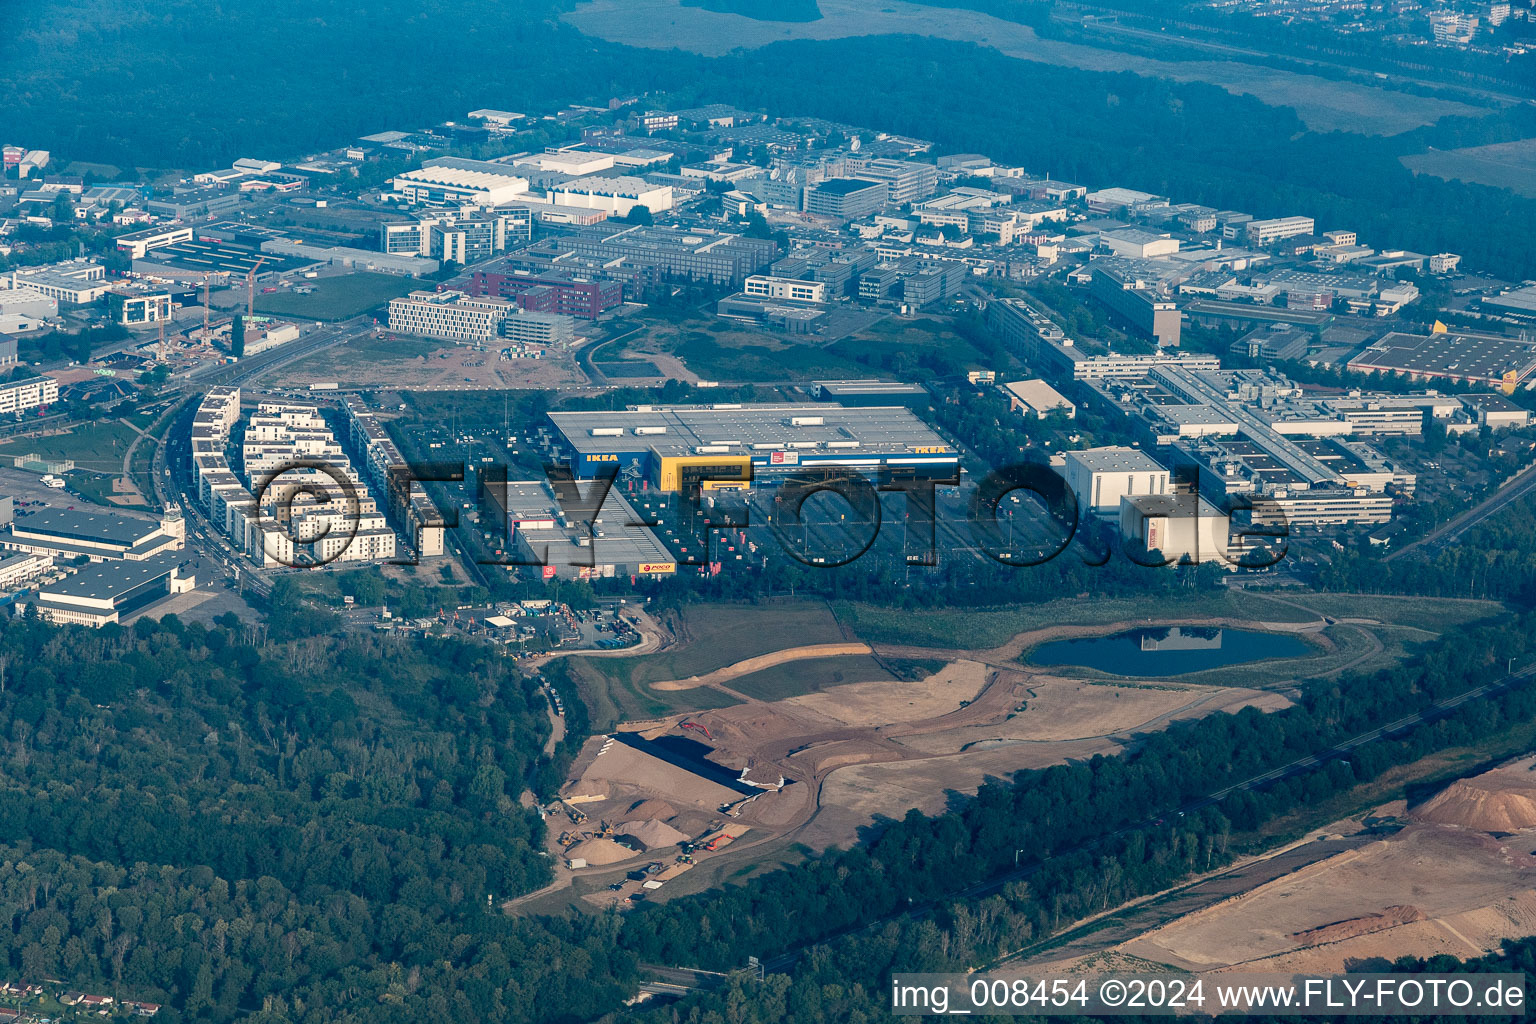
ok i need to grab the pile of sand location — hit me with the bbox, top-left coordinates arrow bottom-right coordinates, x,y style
1412,773 -> 1536,832
626,798 -> 677,820
1292,905 -> 1425,945
566,837 -> 637,866
615,819 -> 687,850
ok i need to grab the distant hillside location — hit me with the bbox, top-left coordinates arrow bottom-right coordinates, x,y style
682,0 -> 822,20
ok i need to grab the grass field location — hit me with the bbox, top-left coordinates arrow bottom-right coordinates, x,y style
596,360 -> 664,378
66,472 -> 149,509
833,591 -> 1504,651
1276,593 -> 1503,633
563,656 -> 744,730
728,653 -> 895,701
825,316 -> 993,377
0,420 -> 140,475
565,601 -> 847,727
280,334 -> 442,378
831,592 -> 1308,650
253,272 -> 418,321
1401,139 -> 1536,199
633,312 -> 874,382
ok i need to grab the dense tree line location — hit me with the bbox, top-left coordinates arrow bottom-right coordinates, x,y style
0,612 -> 646,1022
1319,493 -> 1536,602
7,4 -> 1536,280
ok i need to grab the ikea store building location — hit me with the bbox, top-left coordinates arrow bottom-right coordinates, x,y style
547,404 -> 958,491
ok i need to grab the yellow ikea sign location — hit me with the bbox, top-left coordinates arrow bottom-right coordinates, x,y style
914,446 -> 951,455
589,454 -> 619,462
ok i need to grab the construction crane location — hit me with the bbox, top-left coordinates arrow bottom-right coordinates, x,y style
245,256 -> 267,317
680,720 -> 713,742
202,277 -> 211,341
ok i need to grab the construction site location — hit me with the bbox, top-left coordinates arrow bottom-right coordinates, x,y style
1022,755 -> 1536,977
539,646 -> 1291,909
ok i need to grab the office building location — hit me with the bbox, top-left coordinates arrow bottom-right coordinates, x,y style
1089,266 -> 1181,348
431,216 -> 514,265
1245,217 -> 1315,246
553,225 -> 776,287
743,275 -> 826,304
847,158 -> 939,205
547,404 -> 957,491
457,266 -> 625,319
804,179 -> 887,220
107,291 -> 172,326
388,291 -> 515,342
2,260 -> 113,304
115,225 -> 194,259
987,298 -> 1216,380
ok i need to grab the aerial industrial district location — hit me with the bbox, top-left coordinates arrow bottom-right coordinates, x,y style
4,96 -> 1536,969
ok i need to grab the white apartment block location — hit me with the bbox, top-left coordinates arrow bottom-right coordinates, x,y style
0,375 -> 59,415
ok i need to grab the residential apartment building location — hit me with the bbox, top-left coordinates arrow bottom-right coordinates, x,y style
0,375 -> 59,415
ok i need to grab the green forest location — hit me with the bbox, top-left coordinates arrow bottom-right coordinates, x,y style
5,578 -> 1536,1020
6,2 -> 1536,278
0,611 -> 638,1023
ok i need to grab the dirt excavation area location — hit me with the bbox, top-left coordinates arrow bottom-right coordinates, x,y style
650,642 -> 873,691
1052,756 -> 1536,975
541,642 -> 1295,908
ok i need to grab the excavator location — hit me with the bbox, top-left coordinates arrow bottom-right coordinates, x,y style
680,720 -> 713,742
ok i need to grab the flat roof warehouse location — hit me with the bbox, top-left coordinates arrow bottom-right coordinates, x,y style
548,404 -> 957,490
551,404 -> 949,457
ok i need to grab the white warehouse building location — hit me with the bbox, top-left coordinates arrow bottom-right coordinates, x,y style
1063,446 -> 1171,516
550,175 -> 674,217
